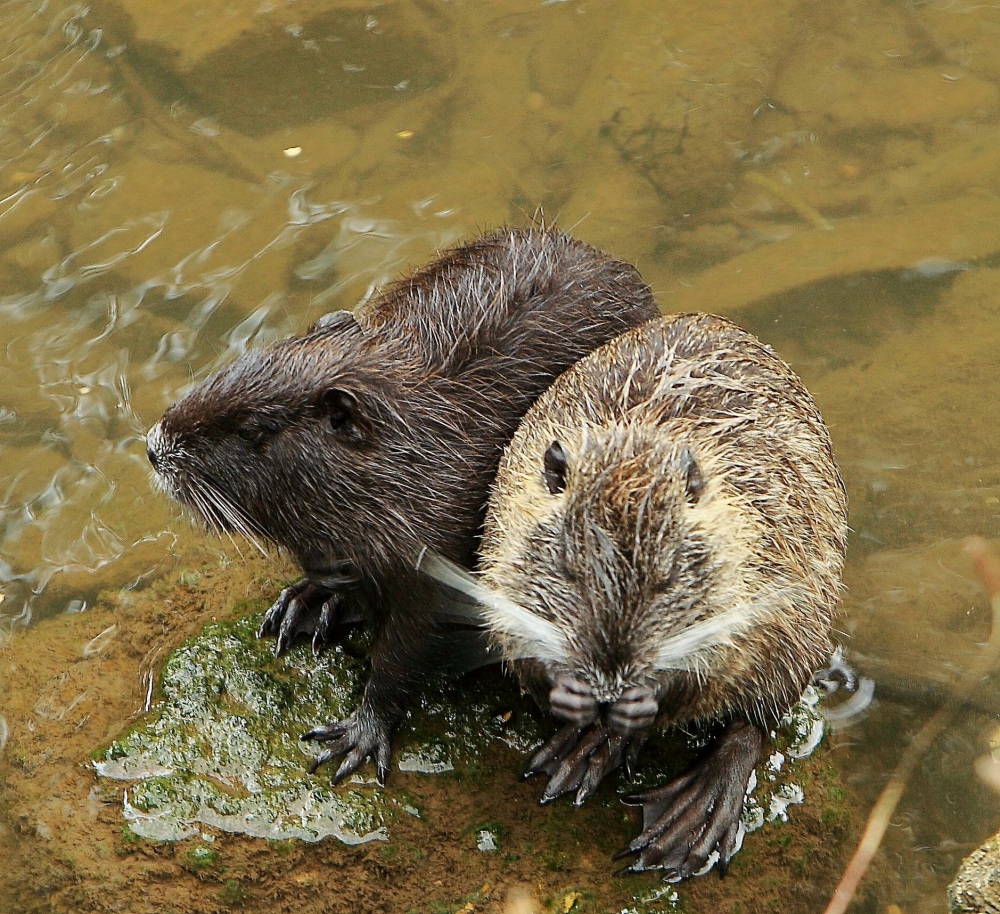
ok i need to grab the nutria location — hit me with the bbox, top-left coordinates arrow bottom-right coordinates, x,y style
420,312 -> 847,878
145,227 -> 658,784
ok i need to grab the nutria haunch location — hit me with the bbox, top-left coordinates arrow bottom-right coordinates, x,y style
145,227 -> 658,784
421,312 -> 847,878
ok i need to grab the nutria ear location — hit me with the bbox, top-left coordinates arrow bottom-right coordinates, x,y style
310,310 -> 357,334
679,447 -> 703,502
543,440 -> 568,494
320,388 -> 363,441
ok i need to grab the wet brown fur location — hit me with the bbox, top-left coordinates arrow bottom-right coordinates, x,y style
147,227 -> 659,744
480,312 -> 848,731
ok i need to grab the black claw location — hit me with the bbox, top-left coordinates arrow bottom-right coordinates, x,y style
301,722 -> 348,742
307,753 -> 326,775
312,596 -> 341,656
615,721 -> 764,880
620,836 -> 647,858
258,578 -> 359,655
525,723 -> 584,775
376,745 -> 391,785
330,757 -> 356,786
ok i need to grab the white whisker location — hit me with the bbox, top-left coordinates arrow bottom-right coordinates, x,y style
195,476 -> 269,557
416,548 -> 570,663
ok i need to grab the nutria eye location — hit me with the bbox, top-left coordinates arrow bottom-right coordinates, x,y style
679,447 -> 703,503
321,388 -> 358,433
543,440 -> 567,494
237,414 -> 279,448
239,428 -> 270,448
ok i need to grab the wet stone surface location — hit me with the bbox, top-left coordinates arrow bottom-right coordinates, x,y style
92,611 -> 548,844
91,601 -> 830,855
0,556 -> 865,913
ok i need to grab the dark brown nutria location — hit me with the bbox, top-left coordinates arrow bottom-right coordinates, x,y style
145,227 -> 658,784
421,312 -> 847,879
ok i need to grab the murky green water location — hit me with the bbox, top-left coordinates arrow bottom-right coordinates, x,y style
3,0 -> 1000,911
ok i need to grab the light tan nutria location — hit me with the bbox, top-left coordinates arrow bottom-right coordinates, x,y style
424,311 -> 847,879
145,227 -> 658,785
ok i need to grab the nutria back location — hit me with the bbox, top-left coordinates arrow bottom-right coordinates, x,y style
479,312 -> 848,729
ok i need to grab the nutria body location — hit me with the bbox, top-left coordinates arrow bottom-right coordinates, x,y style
465,312 -> 847,877
145,227 -> 658,782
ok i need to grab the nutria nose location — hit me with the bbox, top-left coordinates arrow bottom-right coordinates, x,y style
146,424 -> 161,470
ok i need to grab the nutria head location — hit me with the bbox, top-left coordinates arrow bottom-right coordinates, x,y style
482,425 -> 758,733
146,316 -> 440,582
148,228 -> 663,602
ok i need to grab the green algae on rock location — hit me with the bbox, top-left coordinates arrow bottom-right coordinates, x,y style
93,602 -> 830,871
92,610 -> 549,844
93,612 -> 392,843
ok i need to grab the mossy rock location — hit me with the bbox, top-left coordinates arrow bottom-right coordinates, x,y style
1,555 -> 865,913
93,611 -> 548,843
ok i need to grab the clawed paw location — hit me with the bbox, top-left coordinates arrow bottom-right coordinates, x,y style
613,721 -> 763,880
301,709 -> 392,786
525,723 -> 645,807
257,578 -> 361,656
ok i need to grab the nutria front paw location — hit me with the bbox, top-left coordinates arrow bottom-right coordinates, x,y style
301,708 -> 392,786
525,723 -> 646,807
258,577 -> 362,656
614,720 -> 764,880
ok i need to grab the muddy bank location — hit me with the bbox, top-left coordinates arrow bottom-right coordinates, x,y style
0,554 -> 868,914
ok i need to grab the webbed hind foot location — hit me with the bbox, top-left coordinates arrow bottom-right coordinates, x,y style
615,719 -> 764,880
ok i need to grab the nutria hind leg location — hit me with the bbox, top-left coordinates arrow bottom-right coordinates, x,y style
526,723 -> 647,807
615,719 -> 764,880
258,578 -> 365,657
